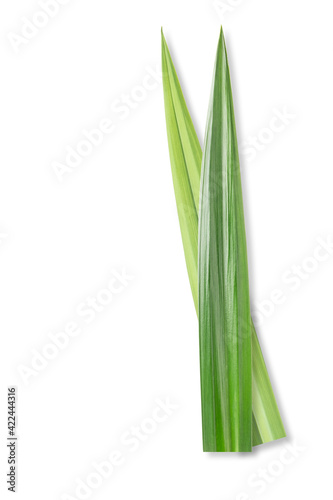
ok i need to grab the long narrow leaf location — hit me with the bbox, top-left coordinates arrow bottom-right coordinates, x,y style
198,29 -> 252,451
161,34 -> 201,307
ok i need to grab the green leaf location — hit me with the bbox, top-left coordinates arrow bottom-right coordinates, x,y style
252,324 -> 285,445
198,29 -> 252,451
161,31 -> 201,309
161,29 -> 285,450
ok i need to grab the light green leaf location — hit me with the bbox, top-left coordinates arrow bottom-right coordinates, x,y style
161,31 -> 201,308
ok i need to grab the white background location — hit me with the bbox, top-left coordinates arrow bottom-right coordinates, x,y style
0,0 -> 332,498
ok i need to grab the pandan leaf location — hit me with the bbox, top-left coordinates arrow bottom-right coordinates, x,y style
161,29 -> 285,450
161,31 -> 201,308
198,28 -> 252,451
